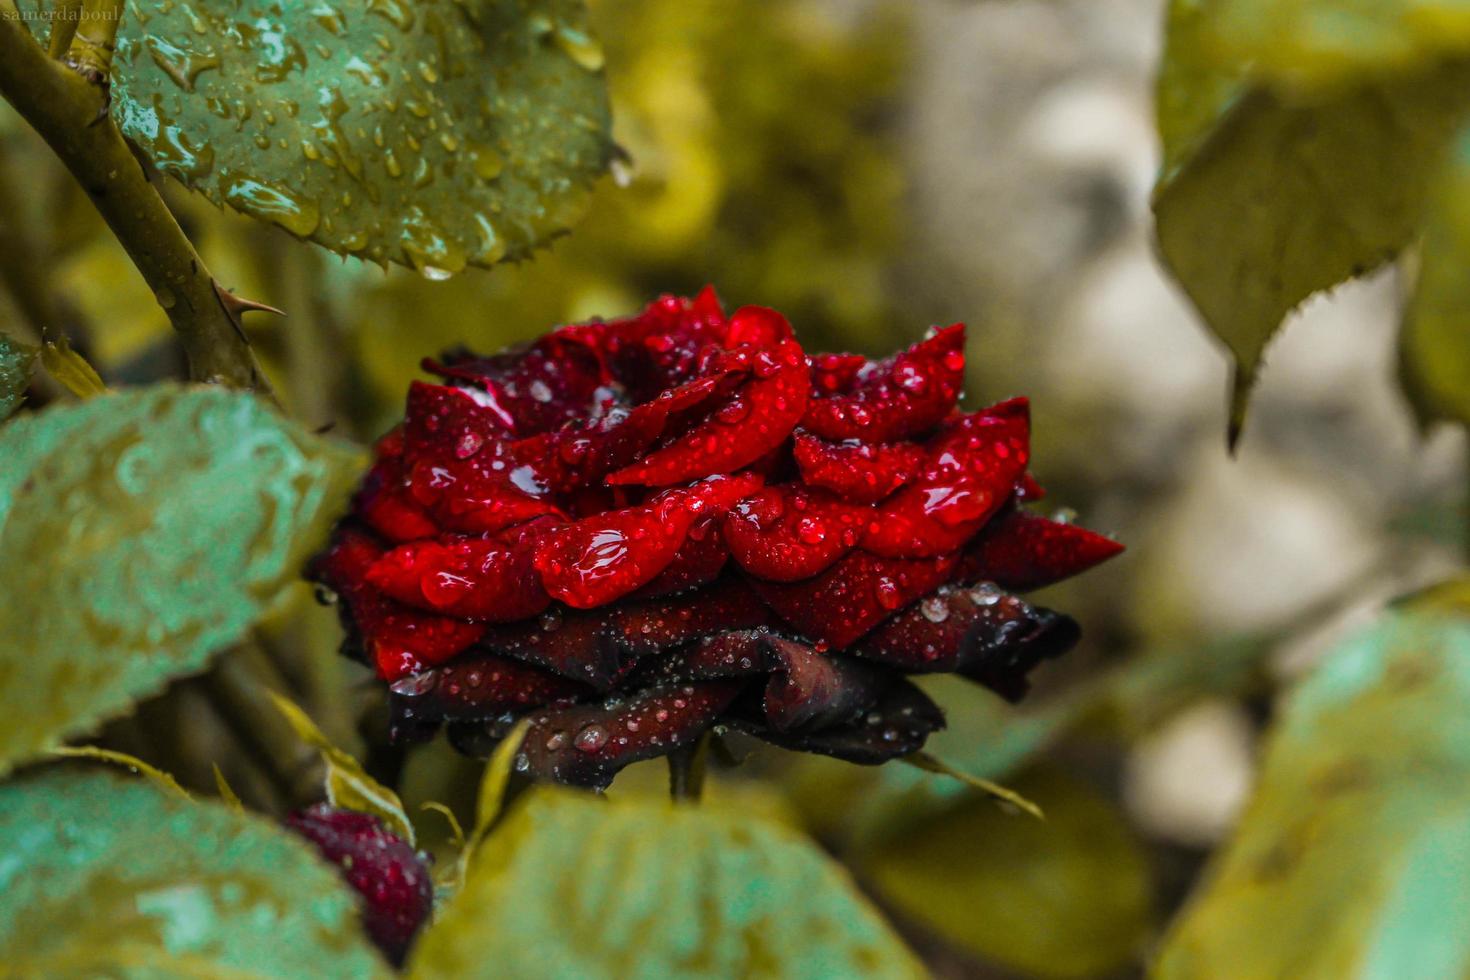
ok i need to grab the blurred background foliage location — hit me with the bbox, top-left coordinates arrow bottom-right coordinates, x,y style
2,0 -> 1468,976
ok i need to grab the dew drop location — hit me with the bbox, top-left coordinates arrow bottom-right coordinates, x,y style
573,723 -> 609,753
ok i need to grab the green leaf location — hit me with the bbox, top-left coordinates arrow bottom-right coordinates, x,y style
0,766 -> 388,978
1153,0 -> 1470,436
0,330 -> 37,419
1156,613 -> 1470,977
1401,126 -> 1470,427
859,767 -> 1152,980
107,0 -> 612,274
269,691 -> 416,844
0,385 -> 363,776
411,787 -> 925,980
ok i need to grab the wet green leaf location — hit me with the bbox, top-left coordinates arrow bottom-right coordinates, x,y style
859,767 -> 1152,980
0,385 -> 363,776
0,330 -> 36,419
1153,0 -> 1470,435
1401,126 -> 1470,427
0,766 -> 388,978
52,746 -> 192,800
107,0 -> 612,274
412,787 -> 925,979
1156,614 -> 1470,977
270,691 -> 415,844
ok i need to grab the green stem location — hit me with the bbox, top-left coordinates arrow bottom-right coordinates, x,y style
61,0 -> 123,83
0,3 -> 270,391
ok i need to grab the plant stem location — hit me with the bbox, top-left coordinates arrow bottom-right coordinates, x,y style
667,732 -> 710,802
61,0 -> 123,83
0,3 -> 271,391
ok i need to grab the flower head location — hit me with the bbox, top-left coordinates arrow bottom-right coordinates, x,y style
311,289 -> 1121,788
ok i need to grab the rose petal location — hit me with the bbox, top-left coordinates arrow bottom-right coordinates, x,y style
724,305 -> 794,347
604,289 -> 729,400
792,430 -> 926,504
862,398 -> 1030,557
961,509 -> 1124,591
403,381 -> 514,458
514,680 -> 747,789
386,653 -> 591,735
606,340 -> 810,486
627,516 -> 729,599
732,677 -> 944,764
723,484 -> 869,582
366,525 -> 551,621
853,582 -> 1079,701
760,637 -> 887,732
749,549 -> 959,649
801,323 -> 965,442
357,457 -> 438,543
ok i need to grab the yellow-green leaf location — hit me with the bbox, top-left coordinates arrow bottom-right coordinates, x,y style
40,335 -> 106,399
412,787 -> 925,979
0,767 -> 388,978
0,385 -> 363,776
105,0 -> 612,274
1401,126 -> 1470,426
270,691 -> 415,844
1156,614 -> 1470,978
52,745 -> 191,800
0,330 -> 36,419
859,767 -> 1152,980
1153,0 -> 1470,436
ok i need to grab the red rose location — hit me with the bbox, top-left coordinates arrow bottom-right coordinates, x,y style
310,289 -> 1121,788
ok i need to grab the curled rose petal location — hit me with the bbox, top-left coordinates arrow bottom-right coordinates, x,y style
628,517 -> 729,599
366,530 -> 550,621
750,550 -> 959,649
801,323 -> 966,442
853,582 -> 1080,701
725,305 -> 795,347
604,288 -> 729,399
732,677 -> 944,764
723,484 -> 869,582
356,457 -> 438,543
387,653 -> 590,734
862,398 -> 1030,558
792,430 -> 926,504
606,340 -> 810,486
760,636 -> 887,732
514,680 -> 747,789
961,509 -> 1124,591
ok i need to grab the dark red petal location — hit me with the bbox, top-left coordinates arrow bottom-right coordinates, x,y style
366,530 -> 550,621
606,340 -> 810,486
732,677 -> 944,764
387,653 -> 591,732
1015,472 -> 1046,502
801,323 -> 966,442
792,430 -> 926,504
862,399 -> 1030,558
724,305 -> 794,347
406,453 -> 563,536
425,327 -> 611,436
750,550 -> 959,649
853,582 -> 1079,701
809,352 -> 867,394
723,485 -> 869,582
604,290 -> 730,399
478,608 -> 626,690
961,509 -> 1124,591
627,517 -> 729,599
285,805 -> 433,967
356,458 -> 439,543
760,637 -> 886,732
309,527 -> 485,680
403,381 -> 514,458
532,499 -> 697,608
612,578 -> 775,656
515,680 -> 747,789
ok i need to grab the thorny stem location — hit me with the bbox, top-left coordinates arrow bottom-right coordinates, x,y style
667,732 -> 710,802
0,1 -> 272,392
62,0 -> 123,84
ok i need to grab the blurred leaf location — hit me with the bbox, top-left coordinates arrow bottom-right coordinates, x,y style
52,746 -> 191,800
0,385 -> 363,776
270,691 -> 415,845
412,787 -> 925,979
1190,0 -> 1470,90
1156,613 -> 1470,977
40,336 -> 107,399
1153,0 -> 1470,436
103,0 -> 612,273
1395,574 -> 1470,615
860,767 -> 1152,980
459,716 -> 532,887
1401,126 -> 1470,427
0,330 -> 36,419
0,767 -> 388,977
